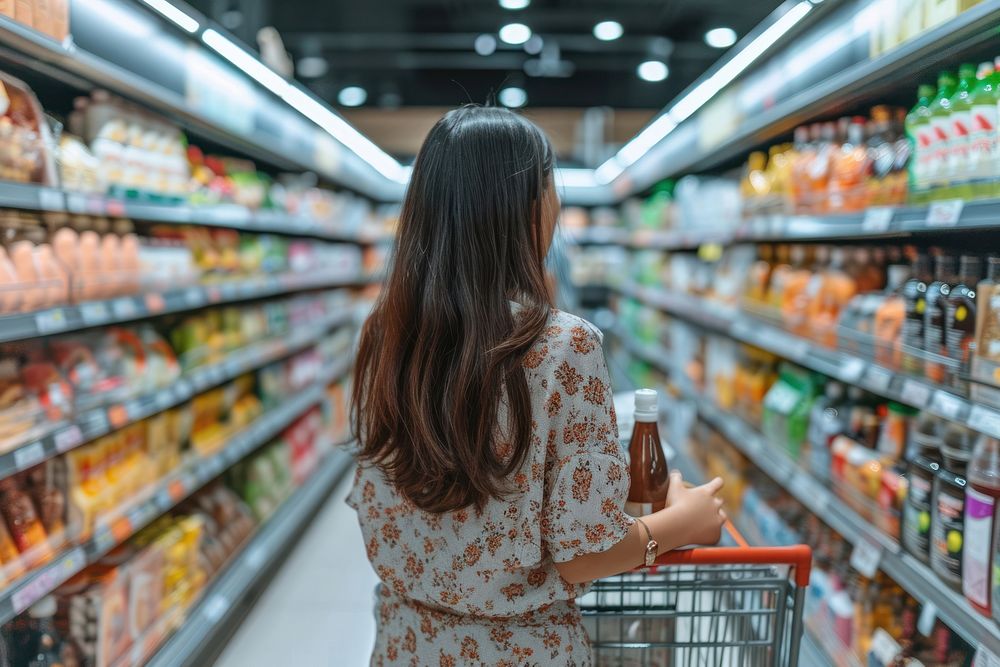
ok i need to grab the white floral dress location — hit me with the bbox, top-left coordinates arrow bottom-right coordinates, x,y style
348,310 -> 634,666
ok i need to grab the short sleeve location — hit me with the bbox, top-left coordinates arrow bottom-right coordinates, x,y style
540,319 -> 634,563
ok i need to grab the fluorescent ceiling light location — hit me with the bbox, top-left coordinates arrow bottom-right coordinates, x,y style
499,23 -> 532,45
142,0 -> 200,33
92,0 -> 157,37
637,60 -> 669,82
499,86 -> 527,107
499,0 -> 529,9
593,21 -> 623,41
556,168 -> 599,189
202,28 -> 290,96
475,34 -> 497,56
338,86 -> 367,107
616,114 -> 677,166
595,160 -> 624,185
704,27 -> 737,48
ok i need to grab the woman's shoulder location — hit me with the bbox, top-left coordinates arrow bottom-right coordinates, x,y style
523,309 -> 605,372
543,308 -> 604,345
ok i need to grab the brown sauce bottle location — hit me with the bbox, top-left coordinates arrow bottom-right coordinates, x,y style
626,389 -> 670,516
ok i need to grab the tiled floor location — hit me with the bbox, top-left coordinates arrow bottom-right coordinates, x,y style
215,469 -> 378,667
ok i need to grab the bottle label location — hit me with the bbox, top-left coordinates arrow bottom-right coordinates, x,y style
950,109 -> 971,183
929,116 -> 951,185
969,102 -> 998,181
931,487 -> 965,582
903,474 -> 933,556
625,501 -> 653,517
963,487 -> 996,608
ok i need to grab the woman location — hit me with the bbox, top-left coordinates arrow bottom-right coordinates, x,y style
348,106 -> 726,666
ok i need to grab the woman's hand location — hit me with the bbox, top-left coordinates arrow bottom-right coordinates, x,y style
663,471 -> 726,546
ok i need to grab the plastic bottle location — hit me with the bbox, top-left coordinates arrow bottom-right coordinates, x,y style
906,84 -> 936,201
942,254 -> 982,388
975,257 -> 1000,363
946,63 -> 978,194
967,62 -> 997,198
923,253 -> 958,384
807,381 -> 848,481
829,117 -> 871,212
903,416 -> 942,562
625,389 -> 670,516
926,71 -> 958,196
900,253 -> 932,374
964,435 -> 1000,615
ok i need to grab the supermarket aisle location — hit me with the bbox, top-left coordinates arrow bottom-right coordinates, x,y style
215,468 -> 377,667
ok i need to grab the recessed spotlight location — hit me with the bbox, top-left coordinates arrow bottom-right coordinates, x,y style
704,27 -> 737,48
499,0 -> 529,9
297,56 -> 328,78
475,34 -> 497,56
499,23 -> 532,45
499,86 -> 527,107
637,60 -> 668,82
337,86 -> 367,107
593,20 -> 623,41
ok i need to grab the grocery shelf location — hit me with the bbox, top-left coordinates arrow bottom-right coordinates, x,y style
0,182 -> 394,244
145,447 -> 351,667
0,356 -> 353,626
618,282 -> 1000,441
0,307 -> 355,482
619,334 -> 1000,654
0,268 -> 373,344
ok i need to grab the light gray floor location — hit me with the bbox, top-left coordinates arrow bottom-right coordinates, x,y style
215,469 -> 378,667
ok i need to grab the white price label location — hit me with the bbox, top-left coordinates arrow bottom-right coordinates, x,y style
155,389 -> 175,410
111,298 -> 137,320
65,192 -> 86,213
244,544 -> 267,571
54,426 -> 83,452
975,646 -> 1000,667
969,405 -> 1000,438
839,357 -> 867,382
926,199 -> 964,227
849,539 -> 882,578
900,379 -> 932,408
79,301 -> 110,326
869,628 -> 902,664
931,391 -> 965,420
34,309 -> 67,334
864,366 -> 893,394
174,379 -> 192,399
862,206 -> 894,232
38,188 -> 64,211
917,601 -> 937,637
13,441 -> 45,471
202,594 -> 231,623
184,287 -> 204,307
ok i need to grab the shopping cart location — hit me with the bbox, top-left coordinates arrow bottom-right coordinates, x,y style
580,522 -> 812,667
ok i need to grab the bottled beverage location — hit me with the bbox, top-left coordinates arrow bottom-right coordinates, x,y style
967,62 -> 997,197
964,435 -> 1000,615
926,71 -> 958,194
874,263 -> 909,366
946,63 -> 977,193
975,257 -> 1000,363
789,126 -> 811,212
807,381 -> 848,481
900,253 -> 932,374
625,389 -> 670,516
942,254 -> 982,388
924,253 -> 958,384
906,84 -> 935,200
868,106 -> 895,205
903,417 -> 942,562
829,117 -> 870,212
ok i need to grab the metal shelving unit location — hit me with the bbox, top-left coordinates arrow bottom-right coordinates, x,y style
618,333 -> 1000,655
618,282 -> 1000,441
0,357 -> 353,626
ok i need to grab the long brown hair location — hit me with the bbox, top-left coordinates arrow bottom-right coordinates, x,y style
352,106 -> 555,514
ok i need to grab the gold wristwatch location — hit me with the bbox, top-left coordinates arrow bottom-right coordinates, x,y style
634,517 -> 658,567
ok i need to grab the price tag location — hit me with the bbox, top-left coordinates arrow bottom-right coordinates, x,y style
144,293 -> 166,313
11,547 -> 86,613
931,391 -> 966,420
862,206 -> 894,232
38,187 -> 64,211
110,517 -> 132,544
244,544 -> 267,571
54,425 -> 83,453
206,286 -> 222,303
869,628 -> 902,664
174,379 -> 192,399
969,405 -> 1000,438
975,646 -> 1000,667
917,601 -> 937,637
13,441 -> 45,471
82,409 -> 109,436
108,405 -> 129,429
184,287 -> 204,308
900,379 -> 932,408
65,192 -> 87,213
111,298 -> 137,320
105,199 -> 126,217
127,503 -> 156,530
863,366 -> 893,394
202,594 -> 231,623
125,400 -> 145,421
34,308 -> 67,334
849,539 -> 882,578
155,389 -> 175,410
79,301 -> 110,326
168,479 -> 187,503
926,199 -> 964,227
839,357 -> 867,383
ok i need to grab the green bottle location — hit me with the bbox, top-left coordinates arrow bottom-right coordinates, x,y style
907,83 -> 936,202
926,71 -> 958,198
968,61 -> 997,199
946,63 -> 978,197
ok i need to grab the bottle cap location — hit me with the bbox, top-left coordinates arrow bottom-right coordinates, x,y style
634,388 -> 658,422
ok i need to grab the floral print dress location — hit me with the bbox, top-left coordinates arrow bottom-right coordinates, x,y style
348,310 -> 634,667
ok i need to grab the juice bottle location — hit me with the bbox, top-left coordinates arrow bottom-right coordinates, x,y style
868,106 -> 895,205
830,117 -> 871,212
923,253 -> 957,384
942,254 -> 982,388
780,245 -> 812,331
900,253 -> 932,374
926,71 -> 958,197
967,61 -> 997,198
906,83 -> 935,201
965,435 -> 1000,615
807,122 -> 837,213
807,381 -> 848,481
790,126 -> 812,212
976,256 -> 1000,363
874,263 -> 910,366
625,389 -> 670,516
946,63 -> 977,195
816,247 -> 858,346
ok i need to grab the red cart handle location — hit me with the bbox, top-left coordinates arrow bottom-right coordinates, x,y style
653,520 -> 813,588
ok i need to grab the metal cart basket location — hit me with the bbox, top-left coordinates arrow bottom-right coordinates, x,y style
579,523 -> 812,667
